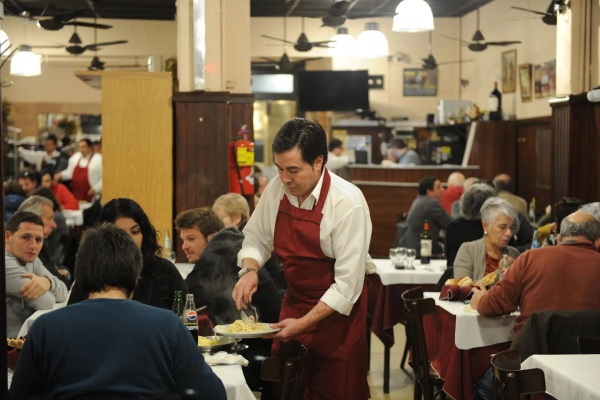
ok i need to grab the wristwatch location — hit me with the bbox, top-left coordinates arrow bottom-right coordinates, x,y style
238,267 -> 258,278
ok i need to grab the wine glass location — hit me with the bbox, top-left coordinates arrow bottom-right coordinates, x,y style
389,248 -> 399,267
406,249 -> 417,269
397,247 -> 407,269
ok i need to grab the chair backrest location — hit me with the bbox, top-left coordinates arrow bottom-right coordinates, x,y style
490,348 -> 521,400
401,287 -> 437,386
577,336 -> 600,354
506,368 -> 546,398
261,340 -> 308,400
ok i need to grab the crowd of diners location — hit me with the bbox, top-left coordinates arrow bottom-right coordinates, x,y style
5,117 -> 600,399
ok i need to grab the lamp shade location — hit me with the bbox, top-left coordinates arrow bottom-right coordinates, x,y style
10,46 -> 42,77
328,27 -> 356,57
356,22 -> 389,58
0,30 -> 10,54
393,0 -> 435,32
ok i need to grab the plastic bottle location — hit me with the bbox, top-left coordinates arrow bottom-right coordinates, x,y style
531,230 -> 541,249
181,294 -> 199,342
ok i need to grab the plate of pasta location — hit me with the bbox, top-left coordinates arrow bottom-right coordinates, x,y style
197,336 -> 241,353
213,319 -> 280,338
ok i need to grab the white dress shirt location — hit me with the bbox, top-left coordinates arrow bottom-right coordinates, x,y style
18,149 -> 61,171
59,152 -> 103,194
238,169 -> 375,316
325,152 -> 350,174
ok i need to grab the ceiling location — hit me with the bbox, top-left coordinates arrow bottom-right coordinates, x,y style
2,0 -> 494,21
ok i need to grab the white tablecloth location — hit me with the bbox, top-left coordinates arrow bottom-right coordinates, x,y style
373,258 -> 445,286
175,263 -> 194,279
424,292 -> 516,350
9,365 -> 255,400
62,210 -> 84,227
522,354 -> 600,400
17,302 -> 67,338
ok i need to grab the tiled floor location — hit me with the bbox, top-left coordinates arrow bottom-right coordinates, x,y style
368,323 -> 415,400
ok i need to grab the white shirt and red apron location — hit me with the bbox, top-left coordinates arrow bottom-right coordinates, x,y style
272,170 -> 370,400
71,153 -> 95,202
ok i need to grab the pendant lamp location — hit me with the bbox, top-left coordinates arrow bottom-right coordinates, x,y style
328,27 -> 356,57
392,0 -> 435,32
10,45 -> 42,77
356,22 -> 389,58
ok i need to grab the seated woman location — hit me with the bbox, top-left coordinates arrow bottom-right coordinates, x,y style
454,197 -> 521,282
69,198 -> 188,309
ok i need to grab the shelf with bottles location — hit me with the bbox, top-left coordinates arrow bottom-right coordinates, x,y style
414,123 -> 470,165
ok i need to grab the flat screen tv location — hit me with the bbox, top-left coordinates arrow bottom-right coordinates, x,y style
296,70 -> 369,112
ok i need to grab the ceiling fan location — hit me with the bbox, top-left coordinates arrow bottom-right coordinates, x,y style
18,0 -> 112,31
88,56 -> 146,71
321,1 -> 353,28
63,25 -> 127,55
262,17 -> 333,52
511,0 -> 557,26
444,8 -> 521,52
253,53 -> 322,72
421,32 -> 473,69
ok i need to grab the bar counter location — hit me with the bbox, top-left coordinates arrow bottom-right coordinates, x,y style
343,164 -> 480,257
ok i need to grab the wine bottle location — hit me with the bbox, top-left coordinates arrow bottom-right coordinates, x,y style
489,82 -> 502,121
528,197 -> 536,224
420,220 -> 432,265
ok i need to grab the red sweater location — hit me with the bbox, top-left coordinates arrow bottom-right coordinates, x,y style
52,183 -> 79,210
477,241 -> 600,336
440,186 -> 463,214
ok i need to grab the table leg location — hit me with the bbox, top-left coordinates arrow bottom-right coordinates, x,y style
384,344 -> 390,393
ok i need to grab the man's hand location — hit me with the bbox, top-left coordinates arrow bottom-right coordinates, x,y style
267,318 -> 307,342
87,187 -> 95,197
470,284 -> 488,310
53,173 -> 62,184
20,273 -> 51,302
232,270 -> 259,310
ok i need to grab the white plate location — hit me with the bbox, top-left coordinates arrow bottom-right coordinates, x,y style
213,323 -> 280,338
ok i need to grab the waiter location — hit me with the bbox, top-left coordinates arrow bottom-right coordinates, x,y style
233,118 -> 374,399
54,139 -> 102,202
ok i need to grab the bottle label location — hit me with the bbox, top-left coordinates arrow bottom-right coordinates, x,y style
489,96 -> 499,112
420,239 -> 432,257
184,310 -> 197,321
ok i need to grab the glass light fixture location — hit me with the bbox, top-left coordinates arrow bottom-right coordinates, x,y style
356,22 -> 389,58
392,0 -> 435,32
10,45 -> 42,77
0,30 -> 10,54
328,27 -> 356,57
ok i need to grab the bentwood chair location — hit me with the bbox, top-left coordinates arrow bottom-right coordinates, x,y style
577,336 -> 600,354
490,348 -> 545,400
401,287 -> 445,400
260,340 -> 308,400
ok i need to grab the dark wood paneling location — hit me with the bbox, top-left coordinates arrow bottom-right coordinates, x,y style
468,121 -> 516,182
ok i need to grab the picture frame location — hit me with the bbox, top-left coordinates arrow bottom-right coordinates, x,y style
403,68 -> 437,96
534,60 -> 556,99
501,49 -> 517,93
518,63 -> 533,102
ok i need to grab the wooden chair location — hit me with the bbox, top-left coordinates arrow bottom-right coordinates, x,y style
260,340 -> 308,400
490,348 -> 545,400
401,287 -> 445,400
577,336 -> 600,354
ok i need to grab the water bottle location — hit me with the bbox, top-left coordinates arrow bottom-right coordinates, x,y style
499,254 -> 510,280
162,229 -> 176,263
531,231 -> 541,249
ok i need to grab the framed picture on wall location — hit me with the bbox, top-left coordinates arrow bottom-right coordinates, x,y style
403,68 -> 437,96
534,60 -> 556,98
518,63 -> 533,102
501,49 -> 517,93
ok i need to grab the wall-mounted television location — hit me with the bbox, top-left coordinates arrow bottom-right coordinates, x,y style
296,70 -> 369,112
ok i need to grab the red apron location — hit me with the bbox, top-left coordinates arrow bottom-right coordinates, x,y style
273,169 -> 370,400
71,153 -> 94,202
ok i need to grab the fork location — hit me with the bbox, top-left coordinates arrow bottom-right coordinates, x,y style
241,302 -> 259,322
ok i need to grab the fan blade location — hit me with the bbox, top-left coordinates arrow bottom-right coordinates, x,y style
309,40 -> 335,46
435,59 -> 475,66
485,41 -> 521,46
29,44 -> 64,48
261,35 -> 296,45
37,20 -> 64,30
442,35 -> 471,45
510,6 -> 548,16
84,40 -> 128,50
65,45 -> 86,55
66,21 -> 112,29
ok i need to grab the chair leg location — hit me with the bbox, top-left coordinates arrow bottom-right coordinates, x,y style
414,380 -> 423,400
401,329 -> 410,370
384,344 -> 390,394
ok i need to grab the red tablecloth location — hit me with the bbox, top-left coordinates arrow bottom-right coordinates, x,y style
423,305 -> 511,400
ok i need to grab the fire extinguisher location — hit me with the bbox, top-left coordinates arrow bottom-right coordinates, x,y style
229,125 -> 255,195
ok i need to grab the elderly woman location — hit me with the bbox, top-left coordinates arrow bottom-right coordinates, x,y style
69,198 -> 188,309
454,197 -> 521,282
212,192 -> 250,229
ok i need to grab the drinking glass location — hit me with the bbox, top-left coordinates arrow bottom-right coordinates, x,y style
389,248 -> 399,267
397,247 -> 407,269
406,249 -> 417,269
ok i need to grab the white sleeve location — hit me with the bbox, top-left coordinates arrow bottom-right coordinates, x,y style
59,154 -> 79,181
89,154 -> 102,193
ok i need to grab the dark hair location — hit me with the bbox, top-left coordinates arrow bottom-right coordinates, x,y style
5,180 -> 25,197
328,138 -> 343,152
418,176 -> 438,195
388,138 -> 407,149
100,198 -> 161,257
460,183 -> 497,220
272,118 -> 328,165
560,213 -> 600,243
6,211 -> 44,233
79,138 -> 93,148
75,224 -> 143,298
61,137 -> 72,146
174,207 -> 224,240
555,197 -> 583,226
18,169 -> 41,185
33,187 -> 61,211
45,134 -> 58,146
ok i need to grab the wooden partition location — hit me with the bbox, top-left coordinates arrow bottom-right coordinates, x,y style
347,166 -> 480,257
99,71 -> 174,241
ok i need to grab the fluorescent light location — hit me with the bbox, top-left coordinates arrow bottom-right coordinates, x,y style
328,27 -> 356,57
10,45 -> 42,76
393,0 -> 435,32
356,22 -> 389,58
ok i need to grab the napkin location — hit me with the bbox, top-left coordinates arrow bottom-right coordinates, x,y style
439,284 -> 474,301
202,351 -> 249,367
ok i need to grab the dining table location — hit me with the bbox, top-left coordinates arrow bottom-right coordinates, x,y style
367,258 -> 445,393
521,354 -> 600,400
422,292 -> 517,400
